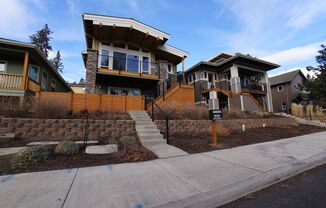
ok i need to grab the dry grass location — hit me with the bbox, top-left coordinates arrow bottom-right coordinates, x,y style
153,103 -> 208,120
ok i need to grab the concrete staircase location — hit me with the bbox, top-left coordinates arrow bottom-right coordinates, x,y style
275,112 -> 326,127
128,110 -> 188,158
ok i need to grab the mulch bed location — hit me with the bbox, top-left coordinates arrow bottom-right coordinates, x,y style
0,144 -> 157,176
169,124 -> 326,154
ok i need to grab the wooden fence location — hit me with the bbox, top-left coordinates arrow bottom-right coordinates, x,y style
35,92 -> 145,113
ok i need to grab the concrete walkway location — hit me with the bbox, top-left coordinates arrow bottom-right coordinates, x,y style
1,131 -> 326,208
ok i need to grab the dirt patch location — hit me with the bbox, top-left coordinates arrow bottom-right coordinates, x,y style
169,124 -> 326,154
0,144 -> 157,176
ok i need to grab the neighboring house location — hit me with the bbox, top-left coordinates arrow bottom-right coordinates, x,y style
269,69 -> 306,113
185,53 -> 280,112
82,13 -> 188,98
70,83 -> 86,93
0,38 -> 72,102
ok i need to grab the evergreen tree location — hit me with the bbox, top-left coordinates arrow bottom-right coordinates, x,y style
51,51 -> 64,73
29,24 -> 53,57
303,42 -> 326,105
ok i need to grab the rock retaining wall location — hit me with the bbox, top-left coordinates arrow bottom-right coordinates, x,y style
0,118 -> 136,141
155,118 -> 297,137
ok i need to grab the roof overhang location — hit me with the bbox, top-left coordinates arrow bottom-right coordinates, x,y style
0,38 -> 72,91
82,13 -> 170,50
186,53 -> 280,75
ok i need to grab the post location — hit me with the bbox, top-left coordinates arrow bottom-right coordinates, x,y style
211,120 -> 217,146
166,117 -> 169,144
182,57 -> 185,83
22,51 -> 29,90
151,101 -> 154,122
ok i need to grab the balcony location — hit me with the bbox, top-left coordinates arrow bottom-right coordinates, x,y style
97,54 -> 159,80
0,73 -> 40,93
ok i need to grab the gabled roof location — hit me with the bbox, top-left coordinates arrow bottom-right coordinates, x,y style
269,69 -> 306,86
208,53 -> 233,63
186,52 -> 280,75
0,37 -> 72,91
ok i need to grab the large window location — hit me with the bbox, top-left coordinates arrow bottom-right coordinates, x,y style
0,61 -> 7,72
113,52 -> 126,70
41,72 -> 48,89
142,57 -> 149,73
127,54 -> 139,73
28,65 -> 39,82
51,79 -> 56,91
101,49 -> 109,67
109,88 -> 141,96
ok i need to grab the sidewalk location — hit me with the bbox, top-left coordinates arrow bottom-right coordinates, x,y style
1,131 -> 326,208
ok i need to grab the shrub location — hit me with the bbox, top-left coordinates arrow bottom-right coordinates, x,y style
54,140 -> 80,155
121,113 -> 131,120
11,146 -> 52,168
34,97 -> 70,119
119,136 -> 138,145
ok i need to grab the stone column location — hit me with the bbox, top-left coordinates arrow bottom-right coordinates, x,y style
85,50 -> 98,94
265,72 -> 273,112
230,65 -> 241,93
158,60 -> 168,96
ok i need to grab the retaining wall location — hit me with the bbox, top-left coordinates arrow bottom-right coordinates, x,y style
155,118 -> 297,137
0,118 -> 136,141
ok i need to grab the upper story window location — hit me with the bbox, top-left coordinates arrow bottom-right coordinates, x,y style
113,42 -> 125,49
41,72 -> 48,89
277,85 -> 284,92
113,52 -> 127,70
28,65 -> 40,82
0,60 -> 7,72
51,79 -> 56,91
193,73 -> 196,81
167,64 -> 173,74
127,54 -> 139,73
204,72 -> 207,79
189,75 -> 192,83
101,49 -> 109,67
142,57 -> 149,73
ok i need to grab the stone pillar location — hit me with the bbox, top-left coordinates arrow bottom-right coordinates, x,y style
265,72 -> 273,112
158,60 -> 168,96
230,65 -> 241,93
85,50 -> 98,94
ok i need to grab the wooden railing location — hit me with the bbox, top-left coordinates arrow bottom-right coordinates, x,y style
0,73 -> 24,89
27,78 -> 41,92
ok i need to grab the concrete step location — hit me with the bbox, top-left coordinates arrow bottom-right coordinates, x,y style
141,139 -> 166,146
137,129 -> 161,134
132,115 -> 150,119
135,121 -> 155,125
139,134 -> 164,141
136,123 -> 157,128
134,118 -> 152,122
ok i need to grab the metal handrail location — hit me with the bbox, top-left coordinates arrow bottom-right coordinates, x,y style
151,100 -> 171,144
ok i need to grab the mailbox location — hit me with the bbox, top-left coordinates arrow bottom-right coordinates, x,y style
209,109 -> 222,120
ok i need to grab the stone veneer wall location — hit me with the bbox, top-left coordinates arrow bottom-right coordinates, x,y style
85,50 -> 98,93
0,118 -> 136,141
155,118 -> 297,137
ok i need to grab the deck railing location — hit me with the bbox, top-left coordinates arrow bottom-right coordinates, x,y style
0,73 -> 40,92
0,73 -> 24,89
98,54 -> 159,76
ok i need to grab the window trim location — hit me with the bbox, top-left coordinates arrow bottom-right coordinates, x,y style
51,79 -> 56,91
41,71 -> 48,90
277,85 -> 284,92
0,60 -> 8,72
99,42 -> 152,74
28,64 -> 40,82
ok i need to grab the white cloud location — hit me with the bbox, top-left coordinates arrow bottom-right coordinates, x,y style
0,0 -> 36,39
286,0 -> 326,29
261,42 -> 321,65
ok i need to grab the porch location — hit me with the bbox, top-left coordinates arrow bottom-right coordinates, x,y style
0,72 -> 40,96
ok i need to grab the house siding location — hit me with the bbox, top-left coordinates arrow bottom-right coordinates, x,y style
271,83 -> 292,112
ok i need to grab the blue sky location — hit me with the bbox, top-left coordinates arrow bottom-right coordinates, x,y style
0,0 -> 325,82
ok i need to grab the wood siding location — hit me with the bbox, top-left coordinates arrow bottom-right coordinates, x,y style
35,92 -> 145,113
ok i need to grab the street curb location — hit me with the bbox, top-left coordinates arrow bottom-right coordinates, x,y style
155,152 -> 326,208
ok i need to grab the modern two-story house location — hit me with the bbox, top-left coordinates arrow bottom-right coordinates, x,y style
82,13 -> 188,98
270,69 -> 306,113
0,38 -> 72,102
185,53 -> 280,112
